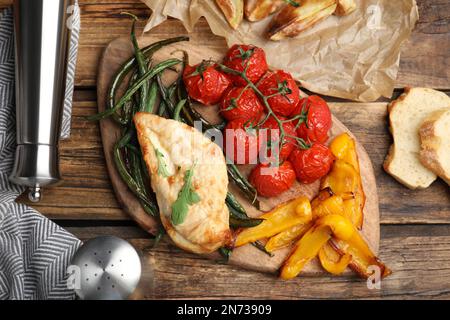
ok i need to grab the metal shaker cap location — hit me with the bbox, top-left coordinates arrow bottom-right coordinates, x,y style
69,236 -> 142,300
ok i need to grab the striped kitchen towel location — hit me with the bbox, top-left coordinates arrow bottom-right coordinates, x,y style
0,5 -> 81,300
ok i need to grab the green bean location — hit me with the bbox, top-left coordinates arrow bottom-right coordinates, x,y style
131,150 -> 148,197
218,247 -> 232,262
112,72 -> 137,125
156,74 -> 175,117
175,93 -> 227,131
139,154 -> 152,191
141,201 -> 158,217
145,81 -> 158,113
227,201 -> 264,228
129,149 -> 158,217
173,99 -> 186,122
152,228 -> 165,248
158,100 -> 168,117
117,100 -> 132,125
113,142 -> 158,215
107,36 -> 189,118
124,13 -> 150,112
226,192 -> 248,217
89,59 -> 181,121
251,241 -> 274,257
125,143 -> 139,154
187,99 -> 226,131
117,70 -> 139,125
229,216 -> 263,229
227,163 -> 260,209
167,82 -> 178,101
227,203 -> 249,221
117,129 -> 134,148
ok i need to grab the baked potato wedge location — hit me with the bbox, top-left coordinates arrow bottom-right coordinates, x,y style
334,0 -> 356,16
267,0 -> 337,41
244,0 -> 285,22
215,0 -> 244,29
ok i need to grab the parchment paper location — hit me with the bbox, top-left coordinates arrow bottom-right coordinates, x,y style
141,0 -> 418,102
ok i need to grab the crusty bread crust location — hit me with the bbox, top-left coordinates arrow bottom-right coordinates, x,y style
383,87 -> 450,189
383,88 -> 409,174
419,110 -> 450,186
383,88 -> 423,189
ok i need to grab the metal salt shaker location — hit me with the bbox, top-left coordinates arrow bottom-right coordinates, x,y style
9,0 -> 71,202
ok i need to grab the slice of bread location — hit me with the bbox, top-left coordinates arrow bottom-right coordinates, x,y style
419,109 -> 450,186
384,87 -> 450,189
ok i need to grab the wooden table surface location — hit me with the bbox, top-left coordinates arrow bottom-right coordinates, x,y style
2,0 -> 450,299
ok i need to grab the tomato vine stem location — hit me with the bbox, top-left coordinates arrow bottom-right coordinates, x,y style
218,64 -> 309,152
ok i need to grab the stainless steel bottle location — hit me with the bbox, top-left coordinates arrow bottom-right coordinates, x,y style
10,0 -> 71,202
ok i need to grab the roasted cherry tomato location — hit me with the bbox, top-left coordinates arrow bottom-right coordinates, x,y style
183,61 -> 231,105
220,86 -> 264,121
291,95 -> 332,144
259,116 -> 297,163
223,118 -> 261,165
257,70 -> 300,117
289,144 -> 334,184
223,44 -> 268,86
249,161 -> 296,198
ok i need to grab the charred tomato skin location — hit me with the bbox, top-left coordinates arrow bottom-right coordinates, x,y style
289,144 -> 335,184
223,118 -> 261,165
220,86 -> 264,121
223,44 -> 268,86
249,161 -> 296,198
259,116 -> 297,163
292,95 -> 332,144
183,62 -> 231,105
257,70 -> 300,117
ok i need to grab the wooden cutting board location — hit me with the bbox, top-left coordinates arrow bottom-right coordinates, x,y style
97,35 -> 380,275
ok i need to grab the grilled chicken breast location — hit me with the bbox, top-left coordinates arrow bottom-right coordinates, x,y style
134,113 -> 231,254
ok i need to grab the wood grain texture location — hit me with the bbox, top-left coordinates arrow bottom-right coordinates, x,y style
66,225 -> 450,299
2,0 -> 448,299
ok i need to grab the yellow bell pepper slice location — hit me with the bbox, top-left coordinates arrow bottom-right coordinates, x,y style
321,160 -> 364,229
266,191 -> 345,253
312,192 -> 345,219
235,196 -> 312,247
325,133 -> 366,229
333,233 -> 392,279
322,160 -> 358,193
318,242 -> 352,275
280,214 -> 354,280
265,222 -> 313,253
329,133 -> 360,172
